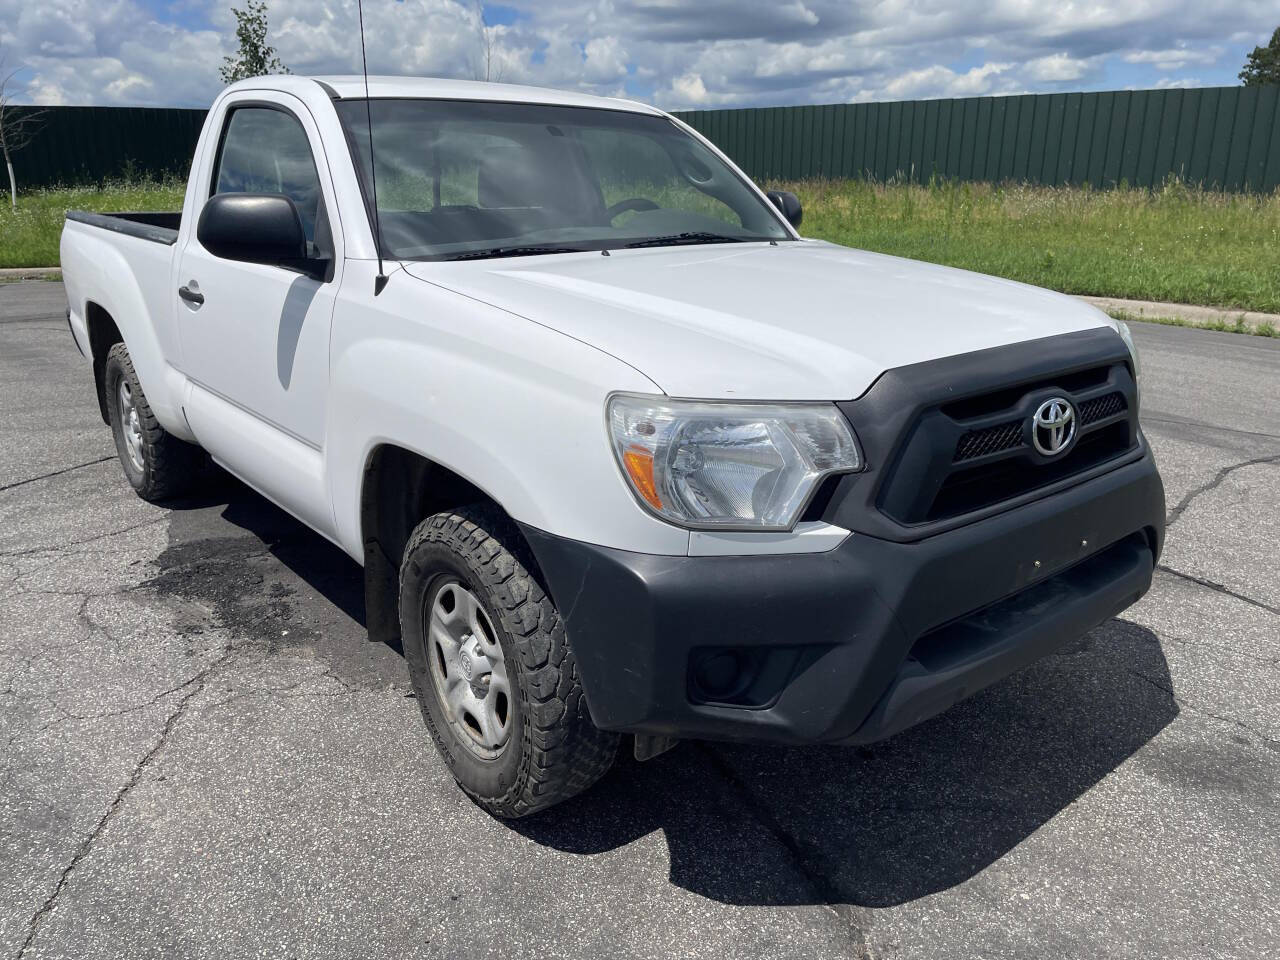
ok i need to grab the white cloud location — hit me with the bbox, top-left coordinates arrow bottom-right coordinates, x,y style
1148,76 -> 1207,89
1024,53 -> 1094,83
0,0 -> 1274,109
670,71 -> 709,106
883,62 -> 1016,100
1124,47 -> 1220,70
583,35 -> 628,82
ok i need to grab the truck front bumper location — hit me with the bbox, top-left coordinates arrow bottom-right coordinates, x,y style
520,445 -> 1164,746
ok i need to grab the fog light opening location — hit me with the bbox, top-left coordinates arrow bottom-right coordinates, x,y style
698,652 -> 743,697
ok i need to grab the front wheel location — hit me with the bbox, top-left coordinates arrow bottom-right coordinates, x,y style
399,507 -> 618,818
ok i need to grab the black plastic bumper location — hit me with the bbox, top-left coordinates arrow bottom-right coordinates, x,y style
520,446 -> 1164,746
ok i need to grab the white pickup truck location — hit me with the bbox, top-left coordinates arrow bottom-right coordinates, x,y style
61,76 -> 1164,817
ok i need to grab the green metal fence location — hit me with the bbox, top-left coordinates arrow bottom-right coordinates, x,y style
7,105 -> 207,190
675,85 -> 1280,192
7,86 -> 1279,192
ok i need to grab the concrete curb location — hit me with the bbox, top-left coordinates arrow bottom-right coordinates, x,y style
1078,295 -> 1278,333
0,267 -> 61,281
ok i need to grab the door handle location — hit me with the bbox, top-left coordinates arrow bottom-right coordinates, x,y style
178,284 -> 204,306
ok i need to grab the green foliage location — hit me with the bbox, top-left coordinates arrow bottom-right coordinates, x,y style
7,177 -> 1280,322
220,1 -> 289,85
0,179 -> 185,268
1240,27 -> 1280,86
778,177 -> 1280,314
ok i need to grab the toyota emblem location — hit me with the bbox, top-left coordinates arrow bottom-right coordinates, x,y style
1032,398 -> 1076,456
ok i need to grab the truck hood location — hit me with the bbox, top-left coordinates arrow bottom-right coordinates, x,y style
403,240 -> 1116,400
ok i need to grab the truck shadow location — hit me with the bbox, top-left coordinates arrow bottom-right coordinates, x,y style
165,477 -> 1177,910
516,621 -> 1177,909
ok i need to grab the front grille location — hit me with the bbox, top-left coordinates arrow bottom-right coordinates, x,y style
952,390 -> 1127,465
954,420 -> 1024,462
941,364 -> 1111,420
929,422 -> 1131,520
875,361 -> 1139,526
1079,391 -> 1127,425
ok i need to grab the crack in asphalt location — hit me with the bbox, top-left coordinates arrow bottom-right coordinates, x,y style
1127,668 -> 1280,752
1164,453 -> 1280,528
0,456 -> 114,495
15,644 -> 237,959
1142,623 -> 1280,667
1156,564 -> 1280,617
695,743 -> 874,958
1142,415 -> 1280,442
0,516 -> 167,559
202,666 -> 389,710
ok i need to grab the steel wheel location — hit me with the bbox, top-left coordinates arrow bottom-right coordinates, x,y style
426,578 -> 513,760
117,378 -> 145,472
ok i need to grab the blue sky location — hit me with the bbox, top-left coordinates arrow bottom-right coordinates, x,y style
1,1 -> 1275,109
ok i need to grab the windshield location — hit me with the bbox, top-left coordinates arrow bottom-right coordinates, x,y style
334,98 -> 791,261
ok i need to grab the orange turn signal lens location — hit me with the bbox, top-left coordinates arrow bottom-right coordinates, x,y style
622,446 -> 662,510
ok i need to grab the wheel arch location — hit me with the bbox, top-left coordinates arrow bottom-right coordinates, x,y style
358,443 -> 538,647
85,300 -> 124,425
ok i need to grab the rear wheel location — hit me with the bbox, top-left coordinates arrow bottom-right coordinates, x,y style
399,507 -> 618,818
104,342 -> 205,502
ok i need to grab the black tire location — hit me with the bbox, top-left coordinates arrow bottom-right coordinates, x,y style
104,342 -> 205,502
400,506 -> 618,818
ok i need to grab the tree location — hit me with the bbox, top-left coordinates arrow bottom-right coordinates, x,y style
0,54 -> 46,212
1239,27 -> 1280,86
220,1 -> 290,84
471,0 -> 504,83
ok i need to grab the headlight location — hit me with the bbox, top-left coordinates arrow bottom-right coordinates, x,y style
1114,319 -> 1141,408
607,394 -> 863,530
1115,319 -> 1141,381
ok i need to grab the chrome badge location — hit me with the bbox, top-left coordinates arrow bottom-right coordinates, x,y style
1032,397 -> 1076,456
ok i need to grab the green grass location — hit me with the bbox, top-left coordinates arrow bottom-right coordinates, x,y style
1105,307 -> 1277,338
0,179 -> 186,269
779,177 -> 1280,315
4,177 -> 1279,318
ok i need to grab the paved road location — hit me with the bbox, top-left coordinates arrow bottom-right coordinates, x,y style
2,281 -> 1277,959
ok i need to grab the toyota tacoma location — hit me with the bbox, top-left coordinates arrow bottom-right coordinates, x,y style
60,76 -> 1164,817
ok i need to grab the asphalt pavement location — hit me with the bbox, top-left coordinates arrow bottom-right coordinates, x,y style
1,280 -> 1277,959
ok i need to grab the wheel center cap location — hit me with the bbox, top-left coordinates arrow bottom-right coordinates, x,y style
460,652 -> 474,680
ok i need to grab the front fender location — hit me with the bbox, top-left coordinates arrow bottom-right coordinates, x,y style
325,262 -> 689,560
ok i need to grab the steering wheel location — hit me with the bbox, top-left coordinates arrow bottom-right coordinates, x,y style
607,197 -> 660,221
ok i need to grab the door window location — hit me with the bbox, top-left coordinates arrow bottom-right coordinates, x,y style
212,106 -> 330,254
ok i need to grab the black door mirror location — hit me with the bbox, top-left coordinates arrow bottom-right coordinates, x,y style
197,193 -> 328,280
766,190 -> 803,229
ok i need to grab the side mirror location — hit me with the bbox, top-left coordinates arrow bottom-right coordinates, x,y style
766,190 -> 803,229
197,193 -> 328,280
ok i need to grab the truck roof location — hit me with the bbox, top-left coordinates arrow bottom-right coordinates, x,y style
220,74 -> 664,116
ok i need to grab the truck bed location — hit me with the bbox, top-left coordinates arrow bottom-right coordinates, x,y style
65,210 -> 181,245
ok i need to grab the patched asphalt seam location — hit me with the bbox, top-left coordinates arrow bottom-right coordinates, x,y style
696,743 -> 874,958
0,456 -> 113,495
1164,453 -> 1280,528
15,645 -> 236,959
1156,564 -> 1280,617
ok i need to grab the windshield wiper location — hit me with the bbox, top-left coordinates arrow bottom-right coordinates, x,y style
445,245 -> 591,261
621,231 -> 750,249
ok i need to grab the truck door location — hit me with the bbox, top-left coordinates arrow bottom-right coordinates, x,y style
175,93 -> 343,533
